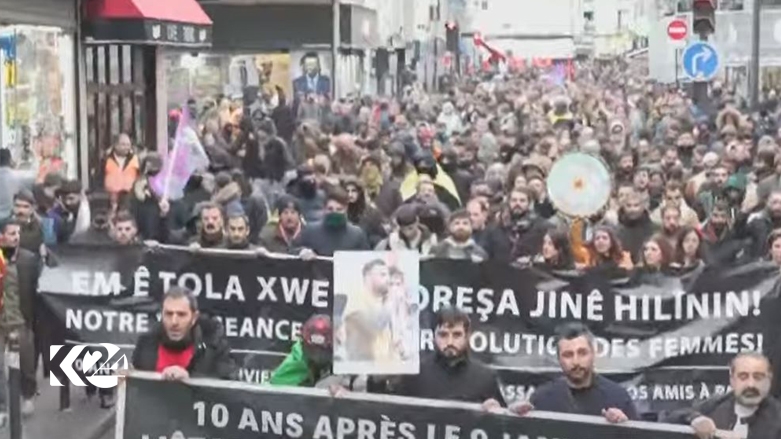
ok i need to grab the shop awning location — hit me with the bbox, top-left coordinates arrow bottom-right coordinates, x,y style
84,0 -> 212,47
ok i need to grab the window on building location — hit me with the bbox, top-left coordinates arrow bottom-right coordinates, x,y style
763,0 -> 781,7
584,11 -> 594,21
481,0 -> 488,10
677,0 -> 693,12
618,10 -> 629,30
719,0 -> 745,10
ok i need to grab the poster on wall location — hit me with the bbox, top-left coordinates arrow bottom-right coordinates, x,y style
332,250 -> 420,376
226,53 -> 292,109
289,50 -> 332,101
254,53 -> 292,102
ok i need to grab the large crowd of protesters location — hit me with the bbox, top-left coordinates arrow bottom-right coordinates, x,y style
1,57 -> 781,438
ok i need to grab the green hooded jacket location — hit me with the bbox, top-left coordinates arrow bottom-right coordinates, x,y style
270,340 -> 328,387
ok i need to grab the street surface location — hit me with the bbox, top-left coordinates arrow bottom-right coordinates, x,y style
0,369 -> 114,439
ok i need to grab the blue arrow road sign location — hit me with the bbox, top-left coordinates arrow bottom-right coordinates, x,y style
682,42 -> 720,81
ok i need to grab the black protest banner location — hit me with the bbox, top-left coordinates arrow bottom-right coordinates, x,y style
118,372 -> 696,439
38,244 -> 781,414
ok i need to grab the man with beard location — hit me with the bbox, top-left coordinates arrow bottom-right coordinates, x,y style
676,132 -> 697,170
69,192 -> 115,245
190,203 -> 227,249
615,151 -> 635,186
659,205 -> 682,250
617,190 -> 658,263
376,307 -> 505,408
260,196 -> 303,254
225,212 -> 254,250
288,165 -> 325,224
668,353 -> 781,439
661,145 -> 682,177
11,190 -> 44,254
50,179 -> 90,243
132,286 -> 237,380
482,188 -> 547,263
701,201 -> 745,265
746,190 -> 781,259
0,217 -> 40,419
430,210 -> 488,262
512,323 -> 636,423
696,162 -> 730,220
375,204 -> 437,254
342,259 -> 395,362
651,181 -> 700,228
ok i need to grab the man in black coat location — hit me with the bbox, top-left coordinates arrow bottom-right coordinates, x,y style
0,217 -> 40,421
617,189 -> 658,263
667,352 -> 781,439
294,188 -> 369,257
370,306 -> 505,409
132,286 -> 237,381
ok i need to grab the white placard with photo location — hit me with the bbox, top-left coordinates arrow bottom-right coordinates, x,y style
333,251 -> 420,375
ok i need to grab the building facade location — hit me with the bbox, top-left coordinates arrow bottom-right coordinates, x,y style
0,0 -> 80,182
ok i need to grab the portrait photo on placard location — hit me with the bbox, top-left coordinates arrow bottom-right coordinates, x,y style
290,50 -> 332,100
333,251 -> 420,375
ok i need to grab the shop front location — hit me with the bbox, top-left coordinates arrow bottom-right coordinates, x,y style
0,0 -> 79,182
164,1 -> 381,113
82,0 -> 212,188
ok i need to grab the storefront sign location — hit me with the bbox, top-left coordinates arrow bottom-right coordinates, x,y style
146,22 -> 211,46
86,19 -> 212,47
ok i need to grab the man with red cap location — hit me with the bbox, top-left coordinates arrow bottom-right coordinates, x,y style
270,314 -> 336,387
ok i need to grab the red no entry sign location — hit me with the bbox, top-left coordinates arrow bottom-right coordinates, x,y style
667,19 -> 688,41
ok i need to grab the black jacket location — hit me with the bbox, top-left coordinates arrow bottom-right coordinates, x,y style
379,354 -> 506,406
132,316 -> 237,380
666,393 -> 781,439
11,248 -> 40,328
617,210 -> 658,263
292,221 -> 370,256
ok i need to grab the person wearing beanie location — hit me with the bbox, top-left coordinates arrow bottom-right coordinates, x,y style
259,196 -> 304,254
375,141 -> 410,217
342,177 -> 387,248
375,204 -> 437,254
294,188 -> 369,257
287,165 -> 326,224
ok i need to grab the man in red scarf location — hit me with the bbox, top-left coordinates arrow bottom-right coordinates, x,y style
131,286 -> 236,381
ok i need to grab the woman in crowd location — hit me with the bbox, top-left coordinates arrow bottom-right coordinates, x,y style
530,228 -> 575,271
768,230 -> 781,268
576,225 -> 633,272
672,226 -> 706,272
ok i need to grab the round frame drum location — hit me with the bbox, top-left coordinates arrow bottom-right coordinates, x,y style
546,152 -> 612,218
